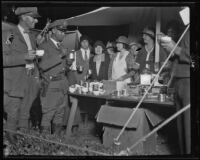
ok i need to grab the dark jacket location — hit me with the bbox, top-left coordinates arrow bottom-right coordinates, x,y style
89,53 -> 110,81
173,30 -> 190,78
74,49 -> 92,82
136,46 -> 168,74
38,39 -> 68,93
3,26 -> 37,97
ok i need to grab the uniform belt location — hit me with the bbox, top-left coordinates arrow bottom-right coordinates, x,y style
49,74 -> 65,81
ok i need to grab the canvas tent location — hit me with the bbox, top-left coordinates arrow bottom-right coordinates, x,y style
65,6 -> 185,64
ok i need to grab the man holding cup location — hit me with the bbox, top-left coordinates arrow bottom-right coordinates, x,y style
3,7 -> 41,142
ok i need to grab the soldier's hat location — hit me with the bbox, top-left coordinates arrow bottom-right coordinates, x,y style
15,7 -> 41,18
49,19 -> 68,32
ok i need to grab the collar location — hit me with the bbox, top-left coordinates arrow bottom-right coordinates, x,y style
18,24 -> 25,34
93,53 -> 105,62
81,48 -> 90,53
18,24 -> 30,34
50,38 -> 60,48
145,45 -> 154,53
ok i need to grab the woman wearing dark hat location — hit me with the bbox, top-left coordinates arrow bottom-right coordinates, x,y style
106,41 -> 116,59
89,40 -> 110,81
108,36 -> 139,83
136,26 -> 167,74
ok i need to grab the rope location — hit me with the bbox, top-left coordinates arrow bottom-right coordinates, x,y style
115,104 -> 190,156
114,24 -> 190,144
3,129 -> 111,156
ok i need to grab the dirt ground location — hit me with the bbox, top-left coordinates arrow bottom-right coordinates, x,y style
3,117 -> 180,156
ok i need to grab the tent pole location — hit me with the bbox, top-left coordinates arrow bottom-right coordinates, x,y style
155,8 -> 161,72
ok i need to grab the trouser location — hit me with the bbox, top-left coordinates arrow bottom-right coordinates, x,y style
40,89 -> 65,127
174,78 -> 191,154
18,77 -> 40,128
4,93 -> 22,131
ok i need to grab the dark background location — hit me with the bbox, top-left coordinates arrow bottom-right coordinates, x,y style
1,3 -> 129,45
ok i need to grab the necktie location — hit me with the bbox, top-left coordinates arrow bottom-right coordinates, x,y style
57,42 -> 61,49
85,50 -> 88,60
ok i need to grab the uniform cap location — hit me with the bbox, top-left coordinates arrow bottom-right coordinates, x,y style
49,19 -> 68,32
15,7 -> 41,18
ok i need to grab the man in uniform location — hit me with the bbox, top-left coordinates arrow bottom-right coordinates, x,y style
38,19 -> 69,136
3,7 -> 41,142
160,25 -> 190,154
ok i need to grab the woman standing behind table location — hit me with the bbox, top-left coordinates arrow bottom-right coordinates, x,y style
108,36 -> 139,83
136,26 -> 167,74
89,41 -> 110,81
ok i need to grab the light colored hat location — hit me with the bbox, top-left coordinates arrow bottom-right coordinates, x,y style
15,7 -> 41,18
116,36 -> 129,45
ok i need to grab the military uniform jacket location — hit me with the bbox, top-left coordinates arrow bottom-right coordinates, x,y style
3,26 -> 37,97
38,39 -> 68,94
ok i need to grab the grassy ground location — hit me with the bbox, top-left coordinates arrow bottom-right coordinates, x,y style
3,118 -> 180,156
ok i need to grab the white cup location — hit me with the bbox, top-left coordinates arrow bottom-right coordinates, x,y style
36,50 -> 45,57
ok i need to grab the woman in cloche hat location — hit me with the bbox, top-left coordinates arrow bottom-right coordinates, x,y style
108,35 -> 139,83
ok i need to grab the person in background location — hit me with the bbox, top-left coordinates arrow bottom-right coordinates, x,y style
129,37 -> 142,84
68,35 -> 93,134
38,19 -> 69,136
129,37 -> 142,61
106,41 -> 116,60
72,35 -> 93,83
3,7 -> 41,143
108,36 -> 139,83
159,20 -> 182,85
89,40 -> 110,81
136,26 -> 167,74
160,26 -> 191,154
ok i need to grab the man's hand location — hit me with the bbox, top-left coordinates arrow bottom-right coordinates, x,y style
36,34 -> 45,45
161,40 -> 177,57
25,50 -> 36,61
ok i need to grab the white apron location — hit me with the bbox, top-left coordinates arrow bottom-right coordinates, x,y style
111,51 -> 131,83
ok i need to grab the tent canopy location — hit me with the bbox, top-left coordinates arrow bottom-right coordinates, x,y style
66,7 -> 183,27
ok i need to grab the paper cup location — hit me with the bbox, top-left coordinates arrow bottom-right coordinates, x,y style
36,50 -> 45,56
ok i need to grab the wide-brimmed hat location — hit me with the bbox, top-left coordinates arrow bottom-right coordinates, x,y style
116,36 -> 129,45
142,27 -> 155,39
49,19 -> 68,32
15,7 -> 41,18
93,40 -> 106,50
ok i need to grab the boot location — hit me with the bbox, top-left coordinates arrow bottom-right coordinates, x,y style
5,132 -> 17,144
40,126 -> 51,135
52,124 -> 63,137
